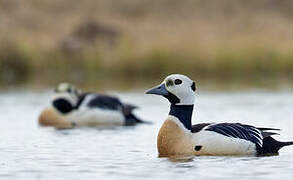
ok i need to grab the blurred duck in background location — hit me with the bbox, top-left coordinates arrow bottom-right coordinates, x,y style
39,83 -> 144,129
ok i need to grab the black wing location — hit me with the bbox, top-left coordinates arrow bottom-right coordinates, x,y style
205,123 -> 264,147
86,94 -> 123,110
75,92 -> 139,115
191,123 -> 211,133
74,92 -> 123,110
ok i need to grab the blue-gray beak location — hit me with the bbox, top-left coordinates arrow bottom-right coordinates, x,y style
145,84 -> 169,96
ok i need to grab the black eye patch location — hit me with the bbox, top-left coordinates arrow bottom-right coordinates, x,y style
191,82 -> 196,91
67,88 -> 72,93
174,79 -> 182,85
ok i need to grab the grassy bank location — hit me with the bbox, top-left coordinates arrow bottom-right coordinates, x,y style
1,39 -> 293,90
1,0 -> 293,90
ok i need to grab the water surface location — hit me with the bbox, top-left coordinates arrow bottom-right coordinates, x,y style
1,90 -> 293,180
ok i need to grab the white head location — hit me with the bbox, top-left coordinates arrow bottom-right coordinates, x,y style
146,74 -> 196,105
53,82 -> 81,105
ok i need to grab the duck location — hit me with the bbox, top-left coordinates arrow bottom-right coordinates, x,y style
146,74 -> 293,157
39,83 -> 144,128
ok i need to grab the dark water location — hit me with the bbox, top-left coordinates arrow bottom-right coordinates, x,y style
1,90 -> 293,180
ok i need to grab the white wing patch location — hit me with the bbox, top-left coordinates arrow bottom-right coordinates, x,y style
193,130 -> 257,155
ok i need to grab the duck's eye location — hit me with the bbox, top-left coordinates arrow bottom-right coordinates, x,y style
174,79 -> 182,85
67,88 -> 72,93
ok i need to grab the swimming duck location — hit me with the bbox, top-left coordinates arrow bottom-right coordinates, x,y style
146,74 -> 293,157
39,83 -> 144,128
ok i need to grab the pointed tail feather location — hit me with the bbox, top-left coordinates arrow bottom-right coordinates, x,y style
260,137 -> 293,155
122,103 -> 138,116
122,103 -> 152,125
280,141 -> 293,147
257,127 -> 281,131
124,113 -> 152,125
261,131 -> 280,138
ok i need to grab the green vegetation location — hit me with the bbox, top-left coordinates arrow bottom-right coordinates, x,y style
1,0 -> 293,90
1,40 -> 293,90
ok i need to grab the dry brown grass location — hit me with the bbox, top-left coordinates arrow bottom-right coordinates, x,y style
1,0 -> 293,89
